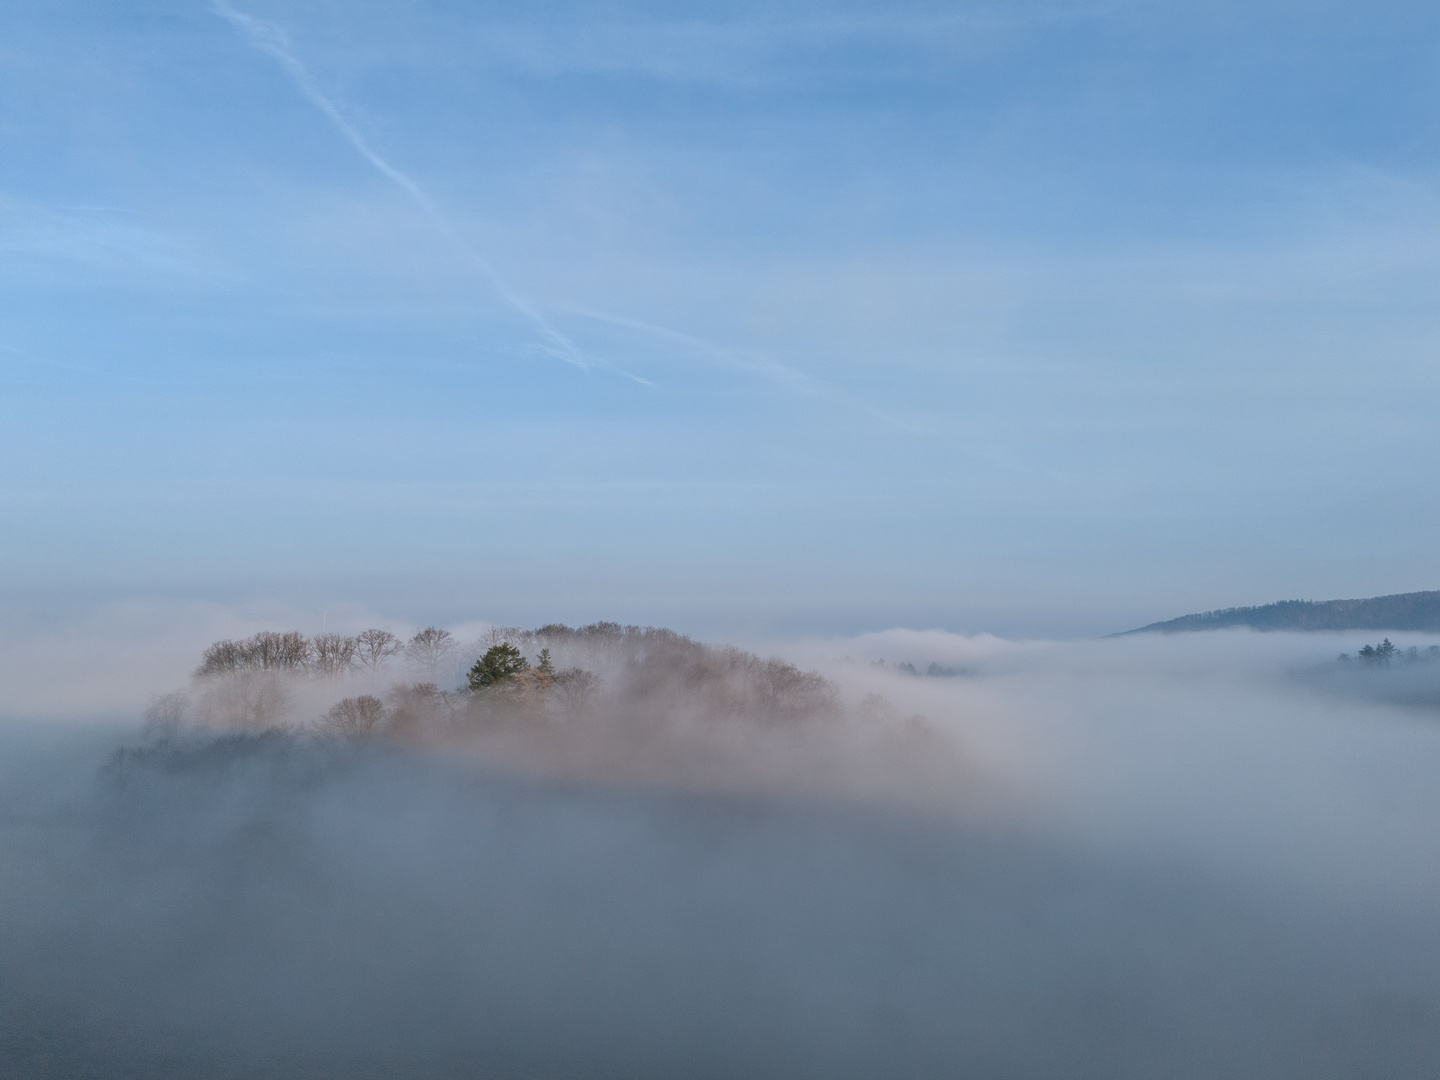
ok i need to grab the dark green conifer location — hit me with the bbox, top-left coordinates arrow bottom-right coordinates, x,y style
466,643 -> 530,690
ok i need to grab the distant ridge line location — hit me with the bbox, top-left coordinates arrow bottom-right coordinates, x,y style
1120,590 -> 1440,635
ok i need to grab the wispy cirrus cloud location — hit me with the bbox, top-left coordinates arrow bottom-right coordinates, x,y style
0,199 -> 198,275
341,3 -> 1121,89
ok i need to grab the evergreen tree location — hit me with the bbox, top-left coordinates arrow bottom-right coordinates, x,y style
467,643 -> 530,690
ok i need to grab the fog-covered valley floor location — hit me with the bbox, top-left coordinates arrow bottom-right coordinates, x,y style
3,619 -> 1440,1078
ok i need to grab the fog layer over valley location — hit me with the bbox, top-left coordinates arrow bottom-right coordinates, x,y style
3,620 -> 1440,1077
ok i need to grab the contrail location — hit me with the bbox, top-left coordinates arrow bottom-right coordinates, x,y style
211,1 -> 922,421
570,308 -> 931,434
212,1 -> 651,383
569,308 -> 821,394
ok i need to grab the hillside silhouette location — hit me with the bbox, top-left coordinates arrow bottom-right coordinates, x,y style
1122,590 -> 1440,635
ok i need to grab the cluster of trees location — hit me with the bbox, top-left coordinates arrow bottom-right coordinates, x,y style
309,653 -> 607,741
870,660 -> 971,678
179,628 -> 619,737
1359,639 -> 1398,665
316,694 -> 387,738
462,644 -> 601,714
427,620 -> 833,723
197,628 -> 456,679
169,620 -> 841,740
467,643 -> 541,688
1344,640 -> 1440,666
1337,640 -> 1440,667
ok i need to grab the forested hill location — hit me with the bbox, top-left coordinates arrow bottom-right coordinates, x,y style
1121,591 -> 1440,635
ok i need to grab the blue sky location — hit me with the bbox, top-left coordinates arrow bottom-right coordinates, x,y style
3,0 -> 1440,636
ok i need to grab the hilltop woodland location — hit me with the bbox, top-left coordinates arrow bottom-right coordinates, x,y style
1125,590 -> 1440,634
147,622 -> 846,745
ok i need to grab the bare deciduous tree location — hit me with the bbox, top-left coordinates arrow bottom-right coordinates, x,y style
195,671 -> 292,729
354,628 -> 402,674
482,625 -> 534,652
195,632 -> 311,676
312,633 -> 358,678
386,682 -> 457,734
197,639 -> 248,677
318,695 -> 386,739
143,691 -> 190,737
250,631 -> 312,671
552,667 -> 601,721
406,627 -> 456,679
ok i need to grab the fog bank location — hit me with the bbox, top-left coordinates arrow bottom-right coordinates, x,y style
3,621 -> 1440,1077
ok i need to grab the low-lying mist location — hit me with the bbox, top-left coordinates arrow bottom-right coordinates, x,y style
3,617 -> 1440,1078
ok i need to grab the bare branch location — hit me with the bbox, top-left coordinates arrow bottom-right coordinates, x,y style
312,633 -> 358,678
354,628 -> 402,674
317,695 -> 387,739
405,627 -> 456,680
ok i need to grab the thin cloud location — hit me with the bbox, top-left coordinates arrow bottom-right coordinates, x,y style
439,5 -> 1122,89
0,199 -> 198,275
0,343 -> 103,378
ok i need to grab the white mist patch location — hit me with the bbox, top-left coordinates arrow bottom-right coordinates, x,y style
781,627 -> 1440,903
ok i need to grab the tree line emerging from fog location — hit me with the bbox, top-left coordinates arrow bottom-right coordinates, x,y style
149,621 -> 843,741
868,659 -> 972,678
1336,639 -> 1440,667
